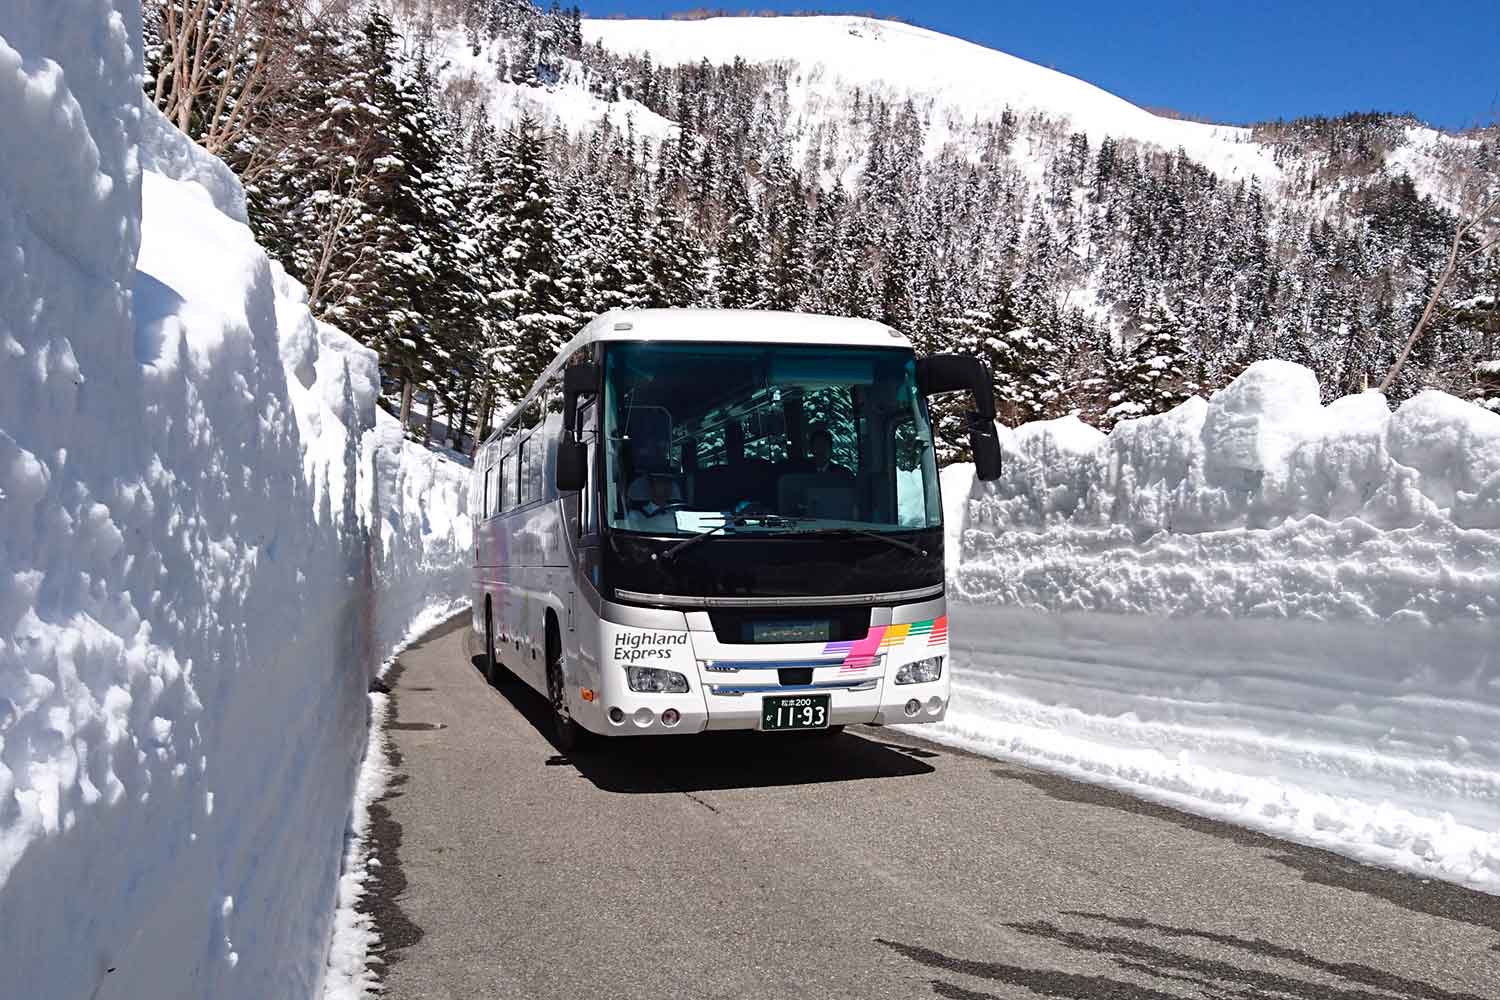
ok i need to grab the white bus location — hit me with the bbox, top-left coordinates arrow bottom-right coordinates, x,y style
471,309 -> 1000,749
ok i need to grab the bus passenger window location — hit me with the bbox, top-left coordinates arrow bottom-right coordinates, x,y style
483,467 -> 495,518
518,438 -> 532,505
580,401 -> 598,537
529,432 -> 546,501
499,455 -> 513,512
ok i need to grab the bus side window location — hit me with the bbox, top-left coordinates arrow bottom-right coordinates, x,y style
498,454 -> 512,513
529,430 -> 546,501
892,417 -> 927,527
483,466 -> 495,519
579,400 -> 598,537
518,437 -> 532,506
539,380 -> 562,500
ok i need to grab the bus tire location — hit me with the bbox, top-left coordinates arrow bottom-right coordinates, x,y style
546,621 -> 585,753
483,599 -> 506,687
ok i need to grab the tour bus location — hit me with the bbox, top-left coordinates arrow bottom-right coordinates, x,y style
470,309 -> 1001,749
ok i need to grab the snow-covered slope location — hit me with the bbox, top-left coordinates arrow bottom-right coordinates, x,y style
928,362 -> 1500,892
576,14 -> 1482,212
437,27 -> 677,143
586,15 -> 1278,181
0,5 -> 471,997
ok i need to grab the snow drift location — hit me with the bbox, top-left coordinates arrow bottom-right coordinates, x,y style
0,4 -> 470,997
933,361 -> 1500,892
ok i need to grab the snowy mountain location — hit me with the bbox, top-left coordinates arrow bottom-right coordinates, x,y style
450,12 -> 1481,213
587,16 -> 1281,179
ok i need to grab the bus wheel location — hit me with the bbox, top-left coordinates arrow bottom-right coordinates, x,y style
546,628 -> 585,753
484,600 -> 505,687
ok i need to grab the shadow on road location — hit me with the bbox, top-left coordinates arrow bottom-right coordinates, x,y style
990,763 -> 1500,949
470,653 -> 936,793
878,906 -> 1491,1000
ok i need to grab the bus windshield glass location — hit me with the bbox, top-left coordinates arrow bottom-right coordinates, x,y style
602,341 -> 941,537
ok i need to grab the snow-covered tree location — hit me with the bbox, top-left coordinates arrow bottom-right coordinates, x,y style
1106,295 -> 1194,425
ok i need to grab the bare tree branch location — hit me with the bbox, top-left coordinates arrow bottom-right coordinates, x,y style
147,0 -> 356,182
1377,190 -> 1500,392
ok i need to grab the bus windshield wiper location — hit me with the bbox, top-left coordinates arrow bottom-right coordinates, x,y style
789,527 -> 928,557
659,514 -> 806,562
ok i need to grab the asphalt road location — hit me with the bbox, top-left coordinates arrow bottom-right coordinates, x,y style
365,616 -> 1500,1000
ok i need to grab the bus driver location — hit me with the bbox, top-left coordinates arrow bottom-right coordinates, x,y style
624,419 -> 684,525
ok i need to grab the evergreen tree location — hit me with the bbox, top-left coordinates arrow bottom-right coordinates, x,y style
716,179 -> 766,308
977,284 -> 1059,424
494,115 -> 574,401
1106,295 -> 1193,424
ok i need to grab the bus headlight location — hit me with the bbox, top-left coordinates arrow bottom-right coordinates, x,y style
895,656 -> 943,685
626,665 -> 690,694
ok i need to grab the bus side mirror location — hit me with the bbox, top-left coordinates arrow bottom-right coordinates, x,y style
556,362 -> 600,493
556,440 -> 587,492
916,355 -> 1002,482
967,412 -> 1003,482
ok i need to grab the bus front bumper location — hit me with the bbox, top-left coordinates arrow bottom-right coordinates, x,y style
587,676 -> 950,735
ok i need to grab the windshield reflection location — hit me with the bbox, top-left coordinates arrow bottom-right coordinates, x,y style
603,341 -> 941,537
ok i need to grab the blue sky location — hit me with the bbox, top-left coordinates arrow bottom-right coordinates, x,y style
581,1 -> 1499,131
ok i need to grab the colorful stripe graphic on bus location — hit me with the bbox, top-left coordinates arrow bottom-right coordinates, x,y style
823,616 -> 948,672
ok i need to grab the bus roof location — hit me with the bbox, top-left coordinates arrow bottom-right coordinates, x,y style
563,309 -> 911,354
487,310 -> 913,448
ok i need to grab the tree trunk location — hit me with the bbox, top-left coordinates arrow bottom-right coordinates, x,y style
399,378 -> 413,434
1489,265 -> 1499,360
457,377 -> 474,452
1377,233 -> 1465,393
472,381 -> 493,458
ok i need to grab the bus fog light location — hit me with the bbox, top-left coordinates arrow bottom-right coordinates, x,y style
661,708 -> 681,727
927,696 -> 944,714
626,665 -> 689,694
608,707 -> 625,725
903,699 -> 921,717
633,708 -> 655,728
895,656 -> 944,685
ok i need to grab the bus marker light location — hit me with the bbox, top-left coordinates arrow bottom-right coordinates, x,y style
580,687 -> 596,702
904,699 -> 921,718
661,708 -> 681,727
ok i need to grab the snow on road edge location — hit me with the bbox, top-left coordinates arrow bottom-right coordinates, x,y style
320,602 -> 468,1000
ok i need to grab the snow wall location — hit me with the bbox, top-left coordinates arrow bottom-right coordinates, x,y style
0,4 -> 471,997
933,361 -> 1500,892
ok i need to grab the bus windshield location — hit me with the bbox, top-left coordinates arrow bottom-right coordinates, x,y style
602,341 -> 941,537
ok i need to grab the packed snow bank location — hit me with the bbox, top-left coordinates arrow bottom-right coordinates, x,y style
0,6 -> 471,997
364,410 -> 473,658
960,362 -> 1500,620
926,362 -> 1500,891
